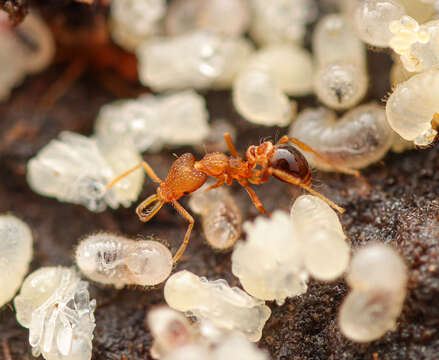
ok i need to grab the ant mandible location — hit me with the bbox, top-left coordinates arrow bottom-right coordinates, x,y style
106,134 -> 359,263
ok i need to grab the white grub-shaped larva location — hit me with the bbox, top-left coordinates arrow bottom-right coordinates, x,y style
389,16 -> 439,73
248,0 -> 317,46
27,131 -> 144,212
165,0 -> 250,37
290,195 -> 350,281
0,214 -> 33,307
188,184 -> 242,250
398,0 -> 435,23
338,243 -> 408,343
137,31 -> 253,91
386,68 -> 439,146
351,0 -> 406,47
14,267 -> 96,360
233,68 -> 296,126
0,12 -> 54,101
232,211 -> 308,305
110,0 -> 166,51
289,104 -> 393,171
164,270 -> 271,342
313,14 -> 368,110
76,233 -> 173,288
232,44 -> 310,126
95,90 -> 209,152
146,306 -> 196,359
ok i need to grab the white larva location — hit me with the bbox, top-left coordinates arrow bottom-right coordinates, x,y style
0,214 -> 33,308
289,104 -> 393,170
313,14 -> 368,110
338,243 -> 407,343
76,232 -> 173,288
386,68 -> 439,146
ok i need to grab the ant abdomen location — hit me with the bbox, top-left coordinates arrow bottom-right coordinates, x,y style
269,145 -> 311,184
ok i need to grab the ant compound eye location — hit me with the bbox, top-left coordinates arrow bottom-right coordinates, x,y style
270,145 -> 310,180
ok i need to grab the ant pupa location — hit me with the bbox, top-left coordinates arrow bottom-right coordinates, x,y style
289,104 -> 393,171
27,131 -> 144,212
188,183 -> 242,250
338,243 -> 407,342
136,31 -> 253,91
164,0 -> 250,37
14,267 -> 96,360
110,0 -> 166,51
95,90 -> 209,153
0,214 -> 33,307
386,68 -> 439,146
75,232 -> 173,287
163,270 -> 271,342
313,14 -> 368,110
105,133 -> 351,263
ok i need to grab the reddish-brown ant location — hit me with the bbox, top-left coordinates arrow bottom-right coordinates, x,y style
106,134 -> 359,263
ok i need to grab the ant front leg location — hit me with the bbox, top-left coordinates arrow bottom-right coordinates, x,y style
224,133 -> 240,157
171,200 -> 195,263
106,161 -> 163,191
239,180 -> 268,215
277,136 -> 361,177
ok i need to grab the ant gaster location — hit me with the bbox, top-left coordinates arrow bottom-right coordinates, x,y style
106,134 -> 359,263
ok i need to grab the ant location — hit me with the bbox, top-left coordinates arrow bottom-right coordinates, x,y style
106,134 -> 359,263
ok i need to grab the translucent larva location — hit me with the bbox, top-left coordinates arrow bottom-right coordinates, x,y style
248,0 -> 317,46
313,14 -> 368,110
75,232 -> 173,288
290,195 -> 350,281
386,68 -> 439,146
289,104 -> 393,170
338,243 -> 407,343
188,185 -> 242,250
14,267 -> 96,360
351,0 -> 406,47
27,131 -> 144,212
136,31 -> 253,91
110,0 -> 166,51
164,0 -> 250,37
0,12 -> 54,101
0,214 -> 33,307
164,270 -> 271,342
95,90 -> 209,152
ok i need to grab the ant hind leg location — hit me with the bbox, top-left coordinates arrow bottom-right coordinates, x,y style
239,181 -> 268,215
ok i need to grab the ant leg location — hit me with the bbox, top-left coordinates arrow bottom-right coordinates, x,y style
270,168 -> 345,214
239,181 -> 268,215
171,200 -> 194,263
136,194 -> 164,222
106,161 -> 163,191
204,177 -> 225,192
277,136 -> 360,177
224,133 -> 239,157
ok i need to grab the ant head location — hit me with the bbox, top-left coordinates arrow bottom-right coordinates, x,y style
246,142 -> 274,165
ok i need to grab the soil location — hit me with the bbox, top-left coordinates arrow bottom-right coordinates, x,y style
1,2 -> 439,360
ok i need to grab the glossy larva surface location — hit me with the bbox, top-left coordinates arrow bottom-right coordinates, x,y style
0,214 -> 33,307
14,267 -> 96,360
164,270 -> 271,342
76,233 -> 173,287
289,104 -> 393,170
27,132 -> 144,212
313,14 -> 367,109
386,69 -> 439,146
137,31 -> 253,91
339,243 -> 407,342
189,185 -> 242,250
